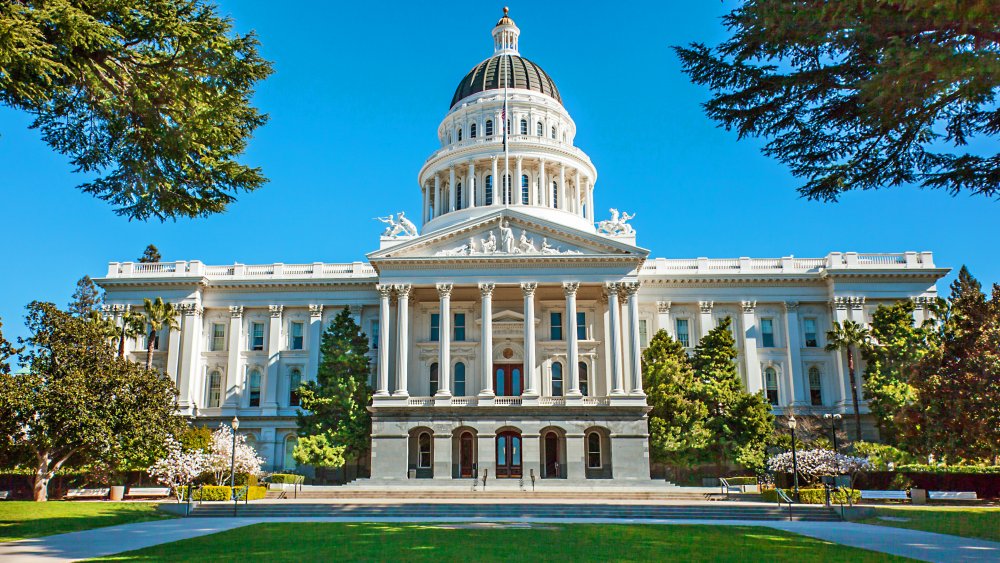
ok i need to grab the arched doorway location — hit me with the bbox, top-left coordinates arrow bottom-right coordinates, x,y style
496,430 -> 522,478
459,432 -> 475,478
544,431 -> 560,478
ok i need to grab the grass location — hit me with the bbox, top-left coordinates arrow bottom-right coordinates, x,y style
89,522 -> 911,562
860,505 -> 1000,542
0,502 -> 174,543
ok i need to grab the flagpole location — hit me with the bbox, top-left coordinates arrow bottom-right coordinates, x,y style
503,54 -> 510,208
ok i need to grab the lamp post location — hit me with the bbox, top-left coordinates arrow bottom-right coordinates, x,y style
824,413 -> 842,453
231,416 -> 239,517
788,416 -> 800,503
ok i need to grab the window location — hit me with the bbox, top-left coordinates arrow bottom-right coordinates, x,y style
520,118 -> 528,135
289,368 -> 302,407
430,313 -> 440,342
521,174 -> 529,204
639,319 -> 649,348
676,319 -> 690,347
429,363 -> 439,395
536,121 -> 543,136
207,370 -> 222,408
485,119 -> 494,136
454,362 -> 466,396
470,123 -> 477,138
550,312 -> 563,340
809,366 -> 823,406
587,432 -> 601,468
551,362 -> 563,397
454,313 -> 466,341
552,180 -> 558,208
764,367 -> 778,405
417,432 -> 432,468
210,323 -> 225,352
551,126 -> 557,139
761,318 -> 775,348
289,321 -> 304,350
579,362 -> 589,397
248,369 -> 262,407
457,128 -> 462,142
283,436 -> 296,471
804,318 -> 818,347
250,322 -> 264,351
456,181 -> 463,210
485,175 -> 494,205
576,311 -> 586,341
370,320 -> 379,349
503,174 -> 511,204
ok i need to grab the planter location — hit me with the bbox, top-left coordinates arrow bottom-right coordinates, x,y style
110,485 -> 125,501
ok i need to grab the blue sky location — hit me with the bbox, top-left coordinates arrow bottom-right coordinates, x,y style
1,1 -> 996,347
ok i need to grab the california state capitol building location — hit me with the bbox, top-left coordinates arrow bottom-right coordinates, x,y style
96,10 -> 948,485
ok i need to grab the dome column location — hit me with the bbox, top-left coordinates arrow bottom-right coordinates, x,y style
515,156 -> 523,205
448,167 -> 456,212
574,170 -> 581,215
539,158 -> 547,206
433,174 -> 441,218
559,164 -> 566,211
490,156 -> 499,205
421,185 -> 429,224
468,161 -> 476,208
586,179 -> 594,222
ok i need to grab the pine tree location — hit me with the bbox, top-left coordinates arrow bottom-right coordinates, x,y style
692,318 -> 774,474
295,308 -> 372,471
642,330 -> 709,470
138,245 -> 162,263
68,276 -> 102,317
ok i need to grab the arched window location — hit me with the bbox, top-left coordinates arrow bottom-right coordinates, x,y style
764,367 -> 778,405
417,432 -> 432,468
579,362 -> 589,397
551,362 -> 563,397
288,368 -> 302,407
457,128 -> 463,142
520,119 -> 528,135
552,180 -> 559,208
207,370 -> 221,408
248,369 -> 262,407
521,174 -> 529,204
587,432 -> 602,468
456,181 -> 463,210
808,366 -> 823,406
454,362 -> 466,396
485,175 -> 494,206
536,121 -> 543,136
283,436 -> 297,470
551,126 -> 557,139
430,363 -> 439,395
485,119 -> 494,136
470,123 -> 477,138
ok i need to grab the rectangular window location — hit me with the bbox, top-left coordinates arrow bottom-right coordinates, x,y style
809,367 -> 823,406
804,318 -> 818,348
550,312 -> 563,340
248,370 -> 262,407
639,319 -> 649,348
576,311 -> 586,341
454,313 -> 466,341
210,323 -> 225,352
370,320 -> 379,349
289,321 -> 304,350
676,319 -> 690,348
761,318 -> 775,348
250,322 -> 264,351
430,313 -> 440,342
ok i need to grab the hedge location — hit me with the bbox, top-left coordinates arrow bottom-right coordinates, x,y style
268,473 -> 304,484
178,485 -> 267,501
723,476 -> 758,486
895,465 -> 1000,474
761,488 -> 861,505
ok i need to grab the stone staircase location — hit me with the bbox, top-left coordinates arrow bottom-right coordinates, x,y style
264,489 -> 720,501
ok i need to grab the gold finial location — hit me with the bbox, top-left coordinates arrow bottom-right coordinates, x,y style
503,6 -> 509,17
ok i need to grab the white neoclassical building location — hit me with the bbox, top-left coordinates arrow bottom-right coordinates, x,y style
97,10 -> 947,484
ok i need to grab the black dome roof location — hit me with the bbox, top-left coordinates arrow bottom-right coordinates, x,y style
450,54 -> 561,109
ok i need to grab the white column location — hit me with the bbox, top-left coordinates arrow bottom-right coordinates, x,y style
307,305 -> 323,381
522,283 -> 538,396
225,306 -> 243,407
606,284 -> 625,395
586,179 -> 594,221
433,175 -> 441,218
264,305 -> 282,414
784,301 -> 805,405
421,185 -> 429,224
623,283 -> 644,395
539,158 -> 547,206
394,285 -> 411,397
830,298 -> 850,408
656,301 -> 672,337
375,285 -> 391,397
448,167 -> 456,212
515,156 -> 523,204
490,157 -> 499,205
479,283 -> 495,397
559,164 -> 566,210
564,282 -> 581,397
528,161 -> 537,206
741,301 -> 762,394
436,283 -> 452,397
698,301 -> 714,343
468,161 -> 476,208
177,304 -> 202,412
166,321 -> 182,384
573,170 -> 581,215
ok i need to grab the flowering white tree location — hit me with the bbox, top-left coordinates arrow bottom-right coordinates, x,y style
147,437 -> 208,501
205,424 -> 265,486
767,449 -> 872,485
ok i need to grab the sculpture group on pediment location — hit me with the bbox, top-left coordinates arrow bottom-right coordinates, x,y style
597,208 -> 636,236
434,219 -> 582,257
376,211 -> 419,238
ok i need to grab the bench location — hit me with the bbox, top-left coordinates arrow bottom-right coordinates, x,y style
0,490 -> 10,500
860,490 -> 909,501
929,491 -> 977,501
125,487 -> 171,499
66,488 -> 110,500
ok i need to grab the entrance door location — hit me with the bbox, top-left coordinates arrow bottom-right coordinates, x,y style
496,431 -> 522,478
494,364 -> 523,397
459,432 -> 474,478
544,432 -> 560,478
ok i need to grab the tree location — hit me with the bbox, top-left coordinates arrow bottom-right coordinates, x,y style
767,449 -> 871,489
68,276 -> 102,317
138,245 -> 162,264
826,320 -> 871,441
147,436 -> 207,501
295,308 -> 372,473
675,2 -> 1000,201
117,308 -> 148,358
0,302 -> 180,501
691,318 -> 774,474
641,330 -> 709,470
142,297 -> 179,370
0,1 -> 273,220
203,424 -> 264,486
0,319 -> 19,376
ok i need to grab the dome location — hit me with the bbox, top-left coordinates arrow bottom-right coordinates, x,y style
450,54 -> 562,109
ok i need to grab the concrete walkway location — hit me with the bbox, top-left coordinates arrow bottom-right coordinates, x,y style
1,516 -> 998,562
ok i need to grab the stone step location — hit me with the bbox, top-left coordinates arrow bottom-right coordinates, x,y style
277,491 -> 719,501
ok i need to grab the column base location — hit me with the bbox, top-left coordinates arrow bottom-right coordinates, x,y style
392,390 -> 410,398
478,390 -> 496,398
374,391 -> 392,398
609,390 -> 627,397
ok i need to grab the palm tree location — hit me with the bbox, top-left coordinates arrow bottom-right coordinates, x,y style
142,297 -> 180,370
826,320 -> 871,441
117,308 -> 147,358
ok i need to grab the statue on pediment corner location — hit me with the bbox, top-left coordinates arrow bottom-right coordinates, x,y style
597,208 -> 636,236
376,211 -> 419,237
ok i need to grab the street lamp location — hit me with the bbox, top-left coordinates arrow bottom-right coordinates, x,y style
231,416 -> 239,517
823,413 -> 842,453
788,416 -> 800,503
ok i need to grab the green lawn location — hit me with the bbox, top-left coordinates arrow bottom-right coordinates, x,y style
90,522 -> 910,562
860,506 -> 1000,542
0,502 -> 174,543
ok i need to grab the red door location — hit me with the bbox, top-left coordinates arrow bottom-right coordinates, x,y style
459,432 -> 474,478
496,431 -> 522,478
493,364 -> 523,397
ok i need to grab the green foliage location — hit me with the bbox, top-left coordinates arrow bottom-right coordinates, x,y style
675,1 -> 1000,200
851,442 -> 917,471
179,485 -> 266,501
138,245 -> 162,264
895,465 -> 1000,475
68,276 -> 102,317
116,308 -> 147,358
0,319 -> 20,377
142,297 -> 180,370
268,473 -> 304,484
0,1 -> 273,220
691,318 -> 774,473
761,488 -> 861,505
295,308 -> 372,469
177,425 -> 213,453
888,473 -> 915,491
826,320 -> 871,441
641,330 -> 709,466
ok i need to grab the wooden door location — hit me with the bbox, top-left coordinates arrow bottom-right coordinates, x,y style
496,431 -> 523,478
459,432 -> 474,478
493,364 -> 523,397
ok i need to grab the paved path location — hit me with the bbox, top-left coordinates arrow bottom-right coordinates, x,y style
1,516 -> 998,562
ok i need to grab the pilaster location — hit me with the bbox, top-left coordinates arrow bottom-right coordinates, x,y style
263,305 -> 283,415
741,301 -> 762,394
656,301 -> 672,337
698,301 -> 714,342
394,285 -> 411,397
784,301 -> 806,406
177,304 -> 203,414
521,283 -> 538,400
307,305 -> 323,385
564,282 -> 581,399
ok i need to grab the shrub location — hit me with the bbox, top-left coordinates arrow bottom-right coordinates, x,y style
851,442 -> 916,469
888,473 -> 915,490
177,485 -> 266,501
723,476 -> 757,486
234,473 -> 259,487
268,473 -> 304,484
761,487 -> 860,505
896,464 -> 1000,474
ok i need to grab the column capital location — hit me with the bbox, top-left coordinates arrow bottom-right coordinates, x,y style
375,284 -> 394,298
436,283 -> 453,298
563,281 -> 580,296
699,300 -> 714,314
741,300 -> 756,313
178,303 -> 202,317
394,284 -> 412,298
479,282 -> 496,296
520,282 -> 537,296
783,301 -> 800,311
268,305 -> 283,318
229,305 -> 244,318
309,304 -> 324,318
620,281 -> 641,296
656,300 -> 671,314
849,296 -> 866,310
830,296 -> 849,310
604,282 -> 620,295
